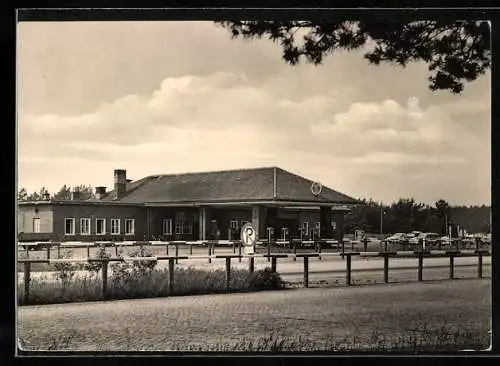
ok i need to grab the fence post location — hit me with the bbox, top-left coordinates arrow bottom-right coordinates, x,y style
23,262 -> 31,303
238,242 -> 242,263
46,246 -> 51,260
293,240 -> 297,262
304,256 -> 309,288
166,243 -> 169,256
102,260 -> 108,298
383,240 -> 388,253
249,256 -> 255,274
478,252 -> 483,279
363,238 -> 368,253
271,256 -> 277,273
57,244 -> 60,258
175,244 -> 179,264
168,258 -> 175,295
351,240 -> 354,252
267,241 -> 271,262
208,242 -> 212,264
225,257 -> 231,292
341,240 -> 345,259
318,240 -> 322,260
346,253 -> 352,286
114,244 -> 118,257
418,251 -> 423,281
383,253 -> 389,283
190,243 -> 193,255
233,241 -> 236,254
449,252 -> 455,280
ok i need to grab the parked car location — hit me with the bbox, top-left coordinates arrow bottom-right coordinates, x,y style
440,236 -> 452,245
386,233 -> 408,243
409,232 -> 440,246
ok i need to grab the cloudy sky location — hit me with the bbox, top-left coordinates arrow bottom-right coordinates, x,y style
17,21 -> 490,205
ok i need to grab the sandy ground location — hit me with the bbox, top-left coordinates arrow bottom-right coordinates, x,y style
17,278 -> 491,352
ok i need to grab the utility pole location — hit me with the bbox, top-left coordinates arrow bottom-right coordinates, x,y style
445,213 -> 448,236
380,206 -> 384,235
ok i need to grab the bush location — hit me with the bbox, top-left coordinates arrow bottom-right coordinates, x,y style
248,268 -> 284,291
83,247 -> 111,276
18,266 -> 285,305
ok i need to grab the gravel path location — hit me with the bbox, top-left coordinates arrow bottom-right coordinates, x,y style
18,278 -> 491,351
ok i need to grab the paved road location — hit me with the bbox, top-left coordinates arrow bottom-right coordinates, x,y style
18,279 -> 491,351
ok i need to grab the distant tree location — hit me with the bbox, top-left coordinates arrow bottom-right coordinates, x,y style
435,199 -> 451,235
53,184 -> 95,200
52,185 -> 72,200
217,20 -> 490,94
25,187 -> 49,201
17,187 -> 27,201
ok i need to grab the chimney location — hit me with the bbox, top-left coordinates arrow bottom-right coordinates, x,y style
42,192 -> 50,201
114,169 -> 127,200
71,186 -> 81,200
95,186 -> 107,200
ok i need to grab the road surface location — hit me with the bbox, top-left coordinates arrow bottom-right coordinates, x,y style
17,278 -> 491,352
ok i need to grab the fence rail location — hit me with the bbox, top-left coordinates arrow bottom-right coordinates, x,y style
18,246 -> 490,303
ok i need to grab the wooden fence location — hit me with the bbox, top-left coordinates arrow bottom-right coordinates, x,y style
18,241 -> 490,303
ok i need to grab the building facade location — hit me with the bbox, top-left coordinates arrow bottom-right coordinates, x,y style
18,167 -> 358,243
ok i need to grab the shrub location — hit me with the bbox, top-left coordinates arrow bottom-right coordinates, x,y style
248,268 -> 284,291
53,251 -> 78,294
18,266 -> 285,305
83,247 -> 111,277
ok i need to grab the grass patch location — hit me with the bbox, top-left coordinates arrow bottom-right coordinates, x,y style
18,265 -> 285,306
19,325 -> 490,352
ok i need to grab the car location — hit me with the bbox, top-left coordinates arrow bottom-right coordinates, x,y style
440,236 -> 452,245
409,232 -> 440,246
386,233 -> 408,243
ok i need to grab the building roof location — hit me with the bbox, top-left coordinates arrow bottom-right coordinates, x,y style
98,167 -> 358,206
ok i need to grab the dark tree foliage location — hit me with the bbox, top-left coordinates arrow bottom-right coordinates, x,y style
344,197 -> 490,235
18,184 -> 95,201
216,20 -> 490,94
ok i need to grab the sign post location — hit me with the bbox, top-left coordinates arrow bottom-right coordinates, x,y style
241,222 -> 257,255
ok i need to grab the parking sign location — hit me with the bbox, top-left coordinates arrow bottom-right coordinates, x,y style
240,223 -> 257,246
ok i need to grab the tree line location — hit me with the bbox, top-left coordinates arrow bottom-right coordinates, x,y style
344,198 -> 491,236
17,185 -> 95,201
17,186 -> 490,235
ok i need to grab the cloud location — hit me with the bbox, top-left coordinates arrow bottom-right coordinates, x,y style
18,68 -> 490,205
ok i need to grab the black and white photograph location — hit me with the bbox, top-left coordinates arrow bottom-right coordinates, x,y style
16,11 -> 492,353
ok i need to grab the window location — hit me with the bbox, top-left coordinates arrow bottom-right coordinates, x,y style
96,218 -> 106,235
331,220 -> 337,230
80,218 -> 91,235
111,219 -> 120,235
125,219 -> 135,235
315,222 -> 321,231
65,218 -> 75,235
302,222 -> 309,234
33,218 -> 41,233
162,219 -> 172,235
183,221 -> 192,234
175,220 -> 192,235
230,220 -> 239,230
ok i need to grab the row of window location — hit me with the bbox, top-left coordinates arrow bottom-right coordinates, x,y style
32,217 -> 337,236
162,219 -> 192,235
229,220 -> 337,234
64,218 -> 135,236
228,220 -> 337,232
